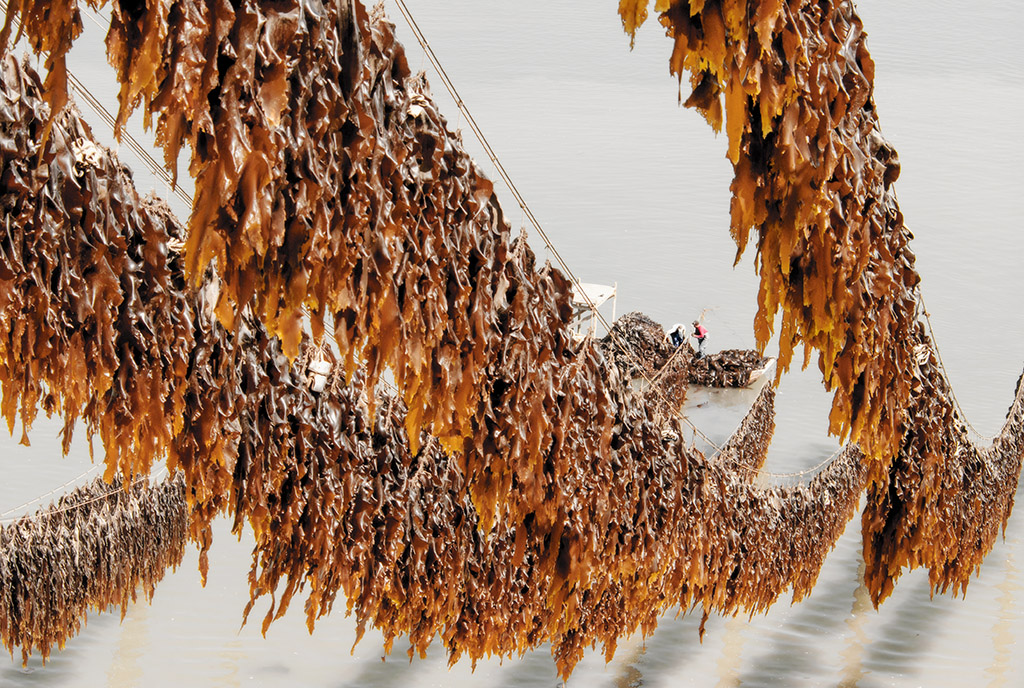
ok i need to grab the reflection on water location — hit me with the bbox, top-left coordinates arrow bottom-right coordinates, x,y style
211,638 -> 243,688
838,558 -> 872,688
108,603 -> 148,688
714,616 -> 745,688
987,549 -> 1018,687
862,575 -> 949,682
610,632 -> 646,688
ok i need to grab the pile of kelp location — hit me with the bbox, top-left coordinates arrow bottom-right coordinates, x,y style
599,313 -> 769,390
0,9 -> 873,676
597,311 -> 691,417
689,349 -> 772,388
618,0 -> 1024,603
0,473 -> 187,664
0,0 -> 1021,678
599,312 -> 677,379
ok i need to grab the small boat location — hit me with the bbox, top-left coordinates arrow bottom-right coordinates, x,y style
745,357 -> 776,388
570,282 -> 617,338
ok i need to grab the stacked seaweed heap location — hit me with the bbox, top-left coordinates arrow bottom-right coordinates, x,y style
688,350 -> 771,387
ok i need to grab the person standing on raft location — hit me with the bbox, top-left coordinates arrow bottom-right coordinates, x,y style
692,320 -> 708,359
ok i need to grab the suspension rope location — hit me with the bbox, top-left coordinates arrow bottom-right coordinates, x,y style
0,463 -> 103,519
764,444 -> 848,482
918,294 -> 995,443
0,468 -> 170,526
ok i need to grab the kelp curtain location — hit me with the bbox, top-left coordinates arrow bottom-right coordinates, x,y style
616,0 -> 1024,601
0,0 -> 1020,678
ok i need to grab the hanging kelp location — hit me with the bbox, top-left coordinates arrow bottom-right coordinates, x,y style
0,55 -> 194,482
715,382 -> 775,479
616,0 -> 1024,602
96,0 -> 545,493
0,0 -> 1020,676
861,327 -> 1024,604
226,342 -> 866,676
86,0 -> 590,531
0,472 -> 187,664
0,52 -> 873,678
618,0 -> 917,464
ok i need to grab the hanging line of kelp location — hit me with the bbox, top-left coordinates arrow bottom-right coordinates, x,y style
0,471 -> 187,664
615,0 -> 1024,603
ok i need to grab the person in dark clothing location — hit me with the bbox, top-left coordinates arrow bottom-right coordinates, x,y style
692,320 -> 708,359
668,323 -> 686,348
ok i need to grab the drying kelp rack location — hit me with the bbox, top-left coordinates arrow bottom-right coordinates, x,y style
0,0 -> 1021,681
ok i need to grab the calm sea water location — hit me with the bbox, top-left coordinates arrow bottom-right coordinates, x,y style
2,1 -> 1022,685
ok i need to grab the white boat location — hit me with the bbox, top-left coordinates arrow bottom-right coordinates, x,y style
570,282 -> 617,338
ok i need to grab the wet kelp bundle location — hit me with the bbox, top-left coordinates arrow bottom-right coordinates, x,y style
618,0 -> 1024,602
619,0 -> 916,463
598,314 -> 769,391
0,472 -> 187,664
0,55 -> 194,482
0,43 -> 875,678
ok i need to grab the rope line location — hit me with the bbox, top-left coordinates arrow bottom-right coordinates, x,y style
766,445 -> 847,480
918,294 -> 994,443
79,2 -> 109,34
0,463 -> 102,519
0,471 -> 167,526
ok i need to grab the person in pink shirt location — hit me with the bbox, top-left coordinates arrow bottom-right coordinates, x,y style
692,320 -> 708,359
